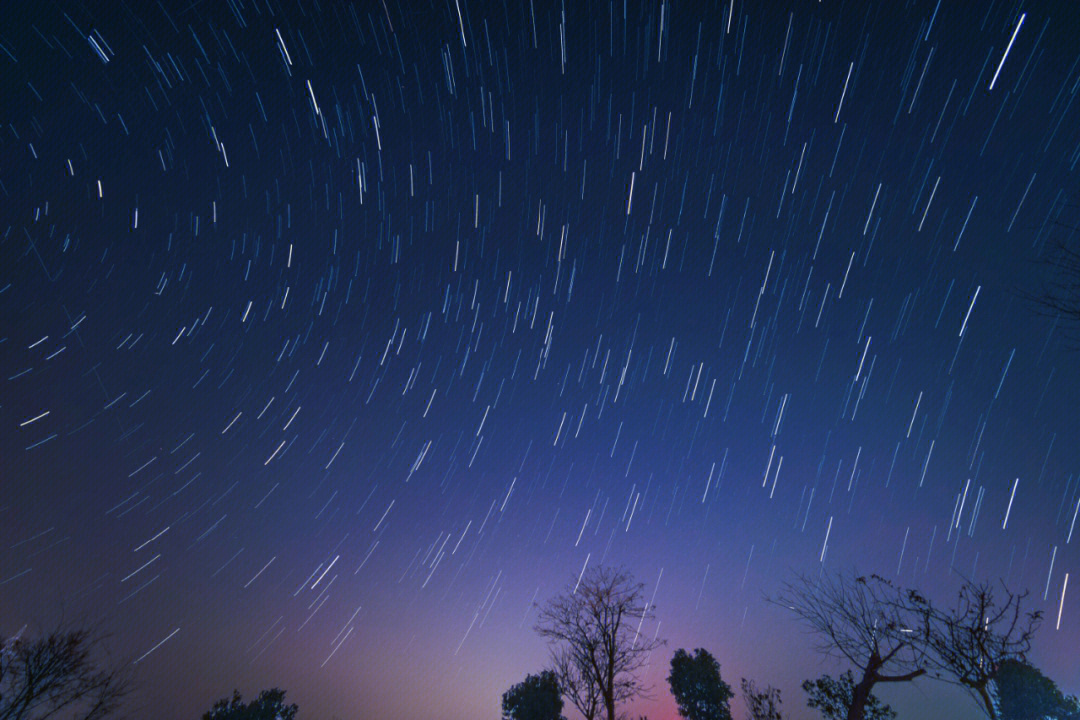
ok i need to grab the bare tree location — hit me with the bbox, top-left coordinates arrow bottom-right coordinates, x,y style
1028,202 -> 1080,306
0,624 -> 131,720
773,572 -> 929,720
1011,199 -> 1080,352
907,580 -> 1042,718
776,569 -> 1047,720
551,647 -> 601,720
535,566 -> 664,720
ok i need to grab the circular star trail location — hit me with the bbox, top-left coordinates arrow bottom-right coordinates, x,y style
1,1 -> 1078,718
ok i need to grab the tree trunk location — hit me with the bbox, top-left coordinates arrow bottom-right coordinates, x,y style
604,693 -> 616,720
975,682 -> 997,719
846,672 -> 876,720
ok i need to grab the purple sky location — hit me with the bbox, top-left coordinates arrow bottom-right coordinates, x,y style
1,1 -> 1078,718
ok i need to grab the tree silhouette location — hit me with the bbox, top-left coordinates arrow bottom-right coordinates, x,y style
201,689 -> 298,720
740,678 -> 782,720
801,673 -> 895,720
0,624 -> 131,720
535,566 -> 664,720
501,670 -> 565,720
992,659 -> 1080,720
907,579 -> 1041,718
773,571 -> 928,720
667,649 -> 733,720
550,646 -> 602,720
777,569 -> 1052,720
1025,205 -> 1080,341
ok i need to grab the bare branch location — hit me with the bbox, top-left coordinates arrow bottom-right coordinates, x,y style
0,623 -> 132,720
906,578 -> 1041,718
535,566 -> 664,720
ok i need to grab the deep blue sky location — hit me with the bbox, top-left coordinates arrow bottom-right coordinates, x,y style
1,1 -> 1078,718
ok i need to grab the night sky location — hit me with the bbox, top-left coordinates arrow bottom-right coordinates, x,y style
2,1 -> 1079,718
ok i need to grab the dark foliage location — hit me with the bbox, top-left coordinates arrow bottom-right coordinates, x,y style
666,649 -> 733,720
992,659 -> 1080,720
201,689 -> 298,720
741,678 -> 782,720
801,673 -> 895,720
501,671 -> 565,720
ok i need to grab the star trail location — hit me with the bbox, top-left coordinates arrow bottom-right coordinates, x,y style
1,1 -> 1078,718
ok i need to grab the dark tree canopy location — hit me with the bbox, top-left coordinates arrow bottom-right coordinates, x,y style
201,689 -> 298,720
801,673 -> 896,720
741,678 -> 783,720
534,566 -> 664,720
992,660 -> 1080,720
501,670 -> 565,720
666,648 -> 733,720
0,626 -> 131,720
